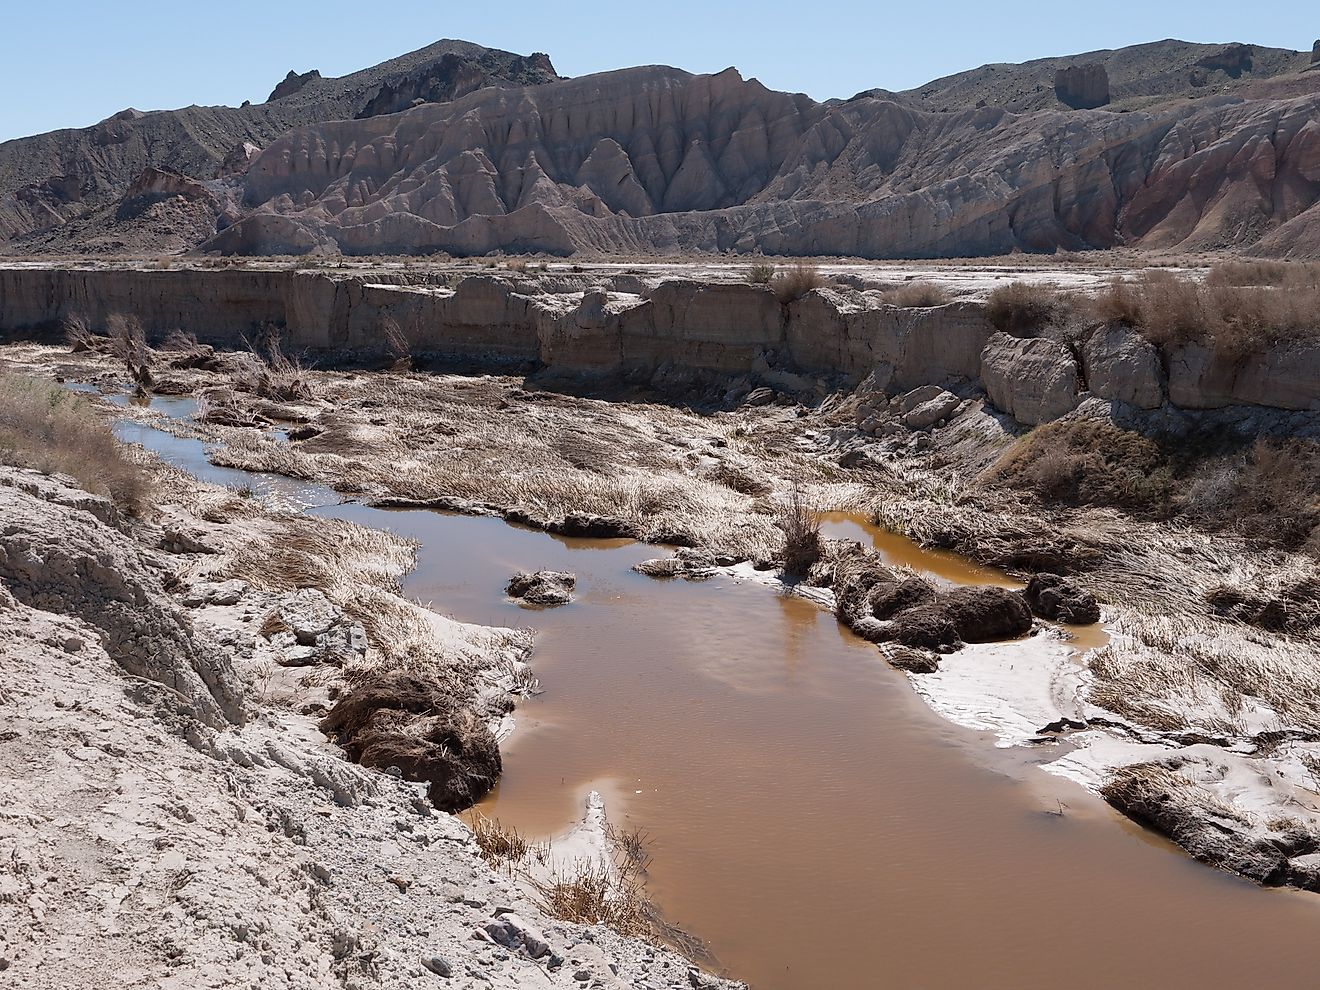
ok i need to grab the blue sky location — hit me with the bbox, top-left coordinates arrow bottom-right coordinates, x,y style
2,0 -> 1315,142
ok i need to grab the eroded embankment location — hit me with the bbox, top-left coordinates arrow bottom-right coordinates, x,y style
2,264 -> 1320,421
0,396 -> 741,989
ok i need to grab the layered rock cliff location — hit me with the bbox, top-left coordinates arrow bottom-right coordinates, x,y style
2,266 -> 1316,421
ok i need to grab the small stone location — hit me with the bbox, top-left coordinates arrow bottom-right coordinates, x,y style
62,636 -> 84,653
421,953 -> 453,977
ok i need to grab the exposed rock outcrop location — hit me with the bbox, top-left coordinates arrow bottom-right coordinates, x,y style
267,68 -> 323,103
1054,63 -> 1110,109
981,333 -> 1080,425
0,467 -> 244,727
1080,323 -> 1165,409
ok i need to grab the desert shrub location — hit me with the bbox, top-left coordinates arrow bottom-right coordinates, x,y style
986,418 -> 1177,513
984,281 -> 1068,335
1184,439 -> 1320,551
106,313 -> 153,391
239,326 -> 315,401
0,372 -> 149,513
63,313 -> 102,353
771,262 -> 824,303
776,485 -> 823,574
886,281 -> 951,308
747,263 -> 776,284
1090,270 -> 1320,360
381,316 -> 412,371
1206,260 -> 1320,288
1090,278 -> 1143,325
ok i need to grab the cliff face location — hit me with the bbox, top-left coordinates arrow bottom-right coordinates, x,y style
2,266 -> 1317,419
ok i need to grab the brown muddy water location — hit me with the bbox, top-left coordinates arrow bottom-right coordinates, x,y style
107,401 -> 1320,990
316,504 -> 1320,990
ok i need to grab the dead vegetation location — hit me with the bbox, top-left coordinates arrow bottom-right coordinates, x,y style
107,313 -> 153,392
238,327 -> 315,401
746,263 -> 776,284
885,281 -> 951,308
984,280 -> 1069,334
1089,269 -> 1320,360
986,419 -> 1320,553
0,371 -> 149,512
771,262 -> 824,303
775,485 -> 823,575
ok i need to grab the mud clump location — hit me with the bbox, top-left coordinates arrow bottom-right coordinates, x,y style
1023,573 -> 1101,625
835,558 -> 1032,652
320,672 -> 500,811
507,570 -> 576,606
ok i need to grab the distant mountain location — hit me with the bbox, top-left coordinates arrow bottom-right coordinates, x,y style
0,40 -> 557,246
5,37 -> 1320,258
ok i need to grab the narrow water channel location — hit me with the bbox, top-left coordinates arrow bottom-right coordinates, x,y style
107,393 -> 1320,990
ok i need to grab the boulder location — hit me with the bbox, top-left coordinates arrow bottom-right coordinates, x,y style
1023,574 -> 1101,625
182,579 -> 249,608
1055,63 -> 1110,109
1081,323 -> 1164,409
1313,40 -> 1320,64
278,588 -> 341,644
980,332 -> 1080,425
899,386 -> 961,429
506,570 -> 576,606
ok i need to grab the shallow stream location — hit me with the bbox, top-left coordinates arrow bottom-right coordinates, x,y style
106,391 -> 1320,990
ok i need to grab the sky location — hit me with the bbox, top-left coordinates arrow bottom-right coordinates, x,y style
2,0 -> 1316,142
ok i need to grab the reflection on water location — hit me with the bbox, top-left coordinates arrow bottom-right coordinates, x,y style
103,394 -> 1320,990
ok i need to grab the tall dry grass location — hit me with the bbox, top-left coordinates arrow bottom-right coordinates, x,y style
885,281 -> 951,308
1090,270 -> 1320,360
0,372 -> 150,513
771,263 -> 825,303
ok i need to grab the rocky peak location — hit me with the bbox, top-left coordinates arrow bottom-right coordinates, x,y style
267,68 -> 322,102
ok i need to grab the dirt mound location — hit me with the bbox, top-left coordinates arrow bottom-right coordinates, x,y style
320,671 -> 501,811
835,559 -> 1032,650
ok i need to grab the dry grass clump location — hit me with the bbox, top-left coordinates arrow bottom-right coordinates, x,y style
1087,608 -> 1320,735
1205,260 -> 1320,288
983,280 -> 1071,334
380,316 -> 413,371
0,372 -> 150,513
747,263 -> 776,284
885,281 -> 951,308
776,485 -> 823,575
771,262 -> 824,303
224,511 -> 531,690
468,812 -> 533,865
985,418 -> 1177,514
1183,439 -> 1320,553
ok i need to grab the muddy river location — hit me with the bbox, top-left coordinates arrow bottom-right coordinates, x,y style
114,396 -> 1320,990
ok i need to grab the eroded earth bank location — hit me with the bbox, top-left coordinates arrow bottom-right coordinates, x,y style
3,257 -> 1320,988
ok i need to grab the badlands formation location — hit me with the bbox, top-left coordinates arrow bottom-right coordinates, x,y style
3,38 -> 1320,258
3,30 -> 1320,990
